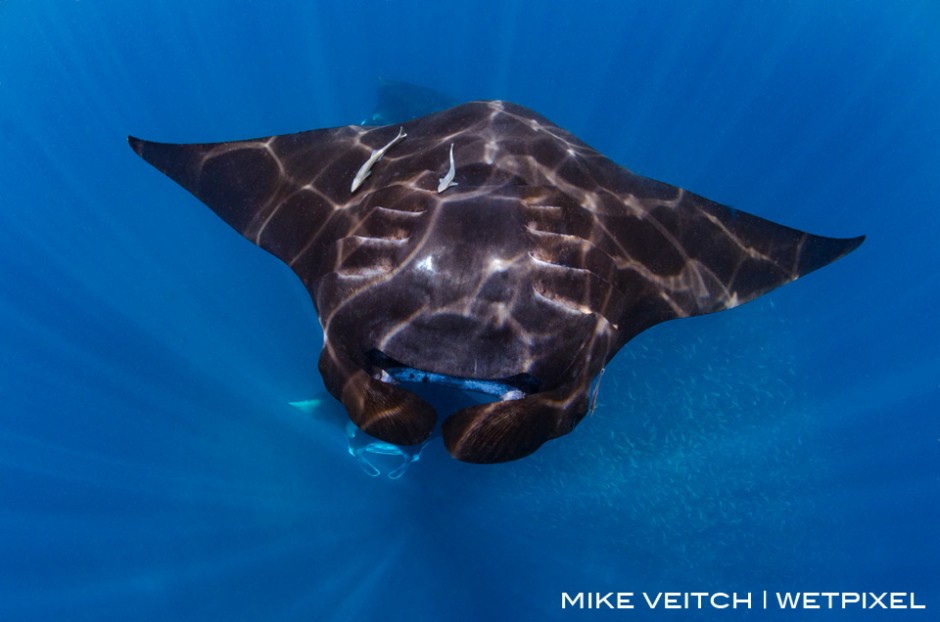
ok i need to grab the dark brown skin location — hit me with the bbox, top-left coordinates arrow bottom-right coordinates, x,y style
130,101 -> 863,463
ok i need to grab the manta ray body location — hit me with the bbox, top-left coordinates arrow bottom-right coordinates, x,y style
130,100 -> 862,463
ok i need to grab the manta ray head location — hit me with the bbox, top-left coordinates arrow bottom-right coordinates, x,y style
313,192 -> 615,463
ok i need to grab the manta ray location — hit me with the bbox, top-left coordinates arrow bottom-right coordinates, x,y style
129,100 -> 863,463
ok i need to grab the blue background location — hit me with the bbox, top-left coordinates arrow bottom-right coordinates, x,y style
0,1 -> 937,620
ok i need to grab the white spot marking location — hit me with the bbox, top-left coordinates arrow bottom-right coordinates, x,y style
487,257 -> 510,273
484,139 -> 499,165
416,255 -> 435,274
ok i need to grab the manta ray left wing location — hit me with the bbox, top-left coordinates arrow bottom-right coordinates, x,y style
128,126 -> 372,272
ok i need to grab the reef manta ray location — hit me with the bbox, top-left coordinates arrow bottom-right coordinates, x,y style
129,100 -> 863,463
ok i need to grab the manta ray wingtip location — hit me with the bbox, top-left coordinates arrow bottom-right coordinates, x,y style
127,135 -> 145,155
798,232 -> 866,277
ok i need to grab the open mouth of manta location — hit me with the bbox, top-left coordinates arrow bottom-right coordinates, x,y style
366,349 -> 540,403
347,349 -> 566,463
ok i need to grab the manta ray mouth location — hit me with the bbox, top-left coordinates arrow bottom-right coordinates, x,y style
366,349 -> 540,401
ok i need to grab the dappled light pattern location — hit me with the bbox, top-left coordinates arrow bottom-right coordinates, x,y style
131,100 -> 861,464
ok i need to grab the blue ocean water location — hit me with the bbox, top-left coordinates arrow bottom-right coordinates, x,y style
1,1 -> 937,620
